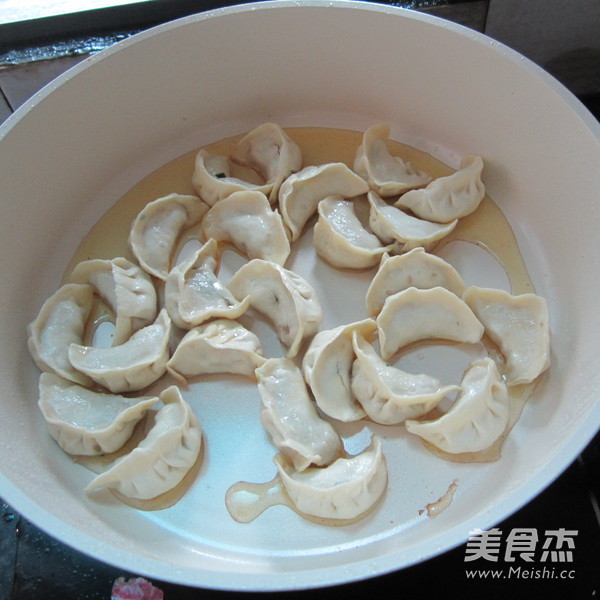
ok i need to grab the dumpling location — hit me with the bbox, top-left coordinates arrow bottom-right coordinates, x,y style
367,191 -> 457,252
85,386 -> 202,500
69,257 -> 157,345
27,283 -> 94,386
164,238 -> 250,329
227,259 -> 322,358
365,247 -> 466,317
129,193 -> 209,280
395,155 -> 485,223
353,123 -> 431,197
38,372 -> 158,456
312,196 -> 394,269
68,309 -> 171,393
200,190 -> 290,265
377,287 -> 484,360
405,357 -> 509,454
274,435 -> 387,520
351,332 -> 459,424
166,319 -> 266,383
191,149 -> 272,206
230,122 -> 303,203
257,358 -> 343,471
302,318 -> 376,422
278,162 -> 370,241
462,286 -> 550,385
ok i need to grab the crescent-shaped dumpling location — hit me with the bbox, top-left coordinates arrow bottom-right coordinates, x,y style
85,386 -> 202,500
376,287 -> 484,360
166,319 -> 266,383
395,155 -> 485,223
70,257 -> 157,345
230,122 -> 303,203
257,358 -> 343,471
191,149 -> 273,206
27,283 -> 94,386
227,259 -> 322,358
164,238 -> 250,329
365,247 -> 466,317
353,123 -> 431,197
313,196 -> 394,269
367,191 -> 457,252
38,372 -> 158,456
302,318 -> 376,422
462,286 -> 550,385
129,193 -> 209,280
274,434 -> 388,520
350,332 -> 459,425
405,357 -> 509,453
279,162 -> 370,241
68,309 -> 171,393
200,190 -> 290,265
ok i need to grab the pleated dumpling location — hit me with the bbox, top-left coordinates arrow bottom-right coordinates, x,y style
279,162 -> 369,241
353,123 -> 431,197
365,247 -> 466,317
230,122 -> 303,203
313,197 -> 394,269
302,318 -> 376,422
351,332 -> 460,425
68,309 -> 171,393
69,257 -> 157,345
27,283 -> 94,386
200,190 -> 290,265
191,149 -> 272,206
38,373 -> 158,456
164,238 -> 250,329
274,435 -> 388,520
227,259 -> 322,358
166,319 -> 266,383
129,193 -> 209,280
367,191 -> 457,253
463,286 -> 550,385
377,287 -> 484,360
85,386 -> 202,500
257,358 -> 343,471
405,357 -> 509,454
395,155 -> 485,223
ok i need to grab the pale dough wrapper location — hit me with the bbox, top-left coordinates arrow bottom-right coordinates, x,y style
351,331 -> 460,425
275,435 -> 388,520
129,193 -> 209,280
405,357 -> 509,454
27,283 -> 94,387
354,123 -> 431,197
164,238 -> 250,329
257,358 -> 343,471
313,196 -> 394,270
302,318 -> 376,422
463,286 -> 550,385
376,286 -> 484,360
227,259 -> 322,358
68,309 -> 171,393
167,319 -> 266,383
38,372 -> 158,456
200,190 -> 290,266
85,386 -> 202,500
365,247 -> 466,317
279,162 -> 369,241
69,256 -> 157,345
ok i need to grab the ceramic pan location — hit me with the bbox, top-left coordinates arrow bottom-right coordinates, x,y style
0,1 -> 599,591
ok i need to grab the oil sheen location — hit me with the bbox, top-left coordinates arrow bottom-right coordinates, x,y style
65,126 -> 539,519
